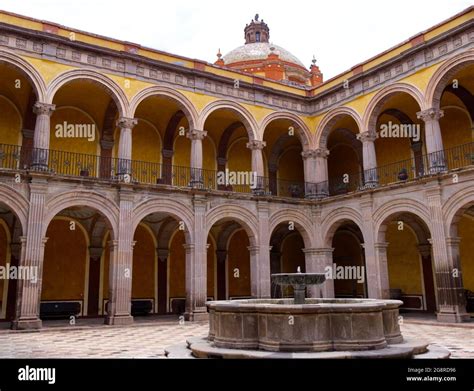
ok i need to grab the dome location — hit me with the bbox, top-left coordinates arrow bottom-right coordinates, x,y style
223,42 -> 306,69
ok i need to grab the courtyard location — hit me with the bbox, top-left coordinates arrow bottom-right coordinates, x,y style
0,316 -> 472,359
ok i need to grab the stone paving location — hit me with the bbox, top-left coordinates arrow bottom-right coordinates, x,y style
0,318 -> 472,358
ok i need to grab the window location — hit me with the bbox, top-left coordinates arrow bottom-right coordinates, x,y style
256,32 -> 260,42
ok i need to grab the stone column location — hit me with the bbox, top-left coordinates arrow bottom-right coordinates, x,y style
303,248 -> 335,298
157,248 -> 169,313
418,243 -> 437,312
246,140 -> 266,194
99,140 -> 114,179
426,187 -> 469,322
372,242 -> 390,299
270,249 -> 282,298
32,102 -> 55,170
303,149 -> 329,198
268,163 -> 278,195
185,196 -> 208,321
215,250 -> 227,300
417,108 -> 445,173
248,245 -> 272,298
216,157 -> 228,190
87,247 -> 103,316
256,201 -> 271,298
161,149 -> 174,185
357,131 -> 378,187
116,117 -> 137,178
20,128 -> 34,169
12,179 -> 48,330
106,189 -> 135,325
187,129 -> 207,188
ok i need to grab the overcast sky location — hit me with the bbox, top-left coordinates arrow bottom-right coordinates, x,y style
1,0 -> 472,79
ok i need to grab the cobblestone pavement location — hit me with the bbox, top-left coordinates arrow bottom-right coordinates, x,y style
0,319 -> 472,358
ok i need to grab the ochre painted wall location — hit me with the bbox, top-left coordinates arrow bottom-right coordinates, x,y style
386,223 -> 423,295
0,98 -> 21,146
459,215 -> 474,292
169,230 -> 186,299
42,219 -> 87,302
440,108 -> 472,151
227,230 -> 251,298
132,225 -> 155,301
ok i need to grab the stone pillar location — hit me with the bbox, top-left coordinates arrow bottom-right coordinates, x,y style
270,249 -> 282,298
246,140 -> 266,194
106,189 -> 135,325
268,163 -> 278,195
248,245 -> 272,298
417,108 -> 446,173
87,247 -> 103,316
32,102 -> 55,170
303,149 -> 329,198
216,250 -> 227,300
12,179 -> 48,330
20,128 -> 34,169
426,187 -> 469,322
216,157 -> 228,190
99,140 -> 114,179
357,131 -> 378,187
303,248 -> 334,298
161,149 -> 174,185
185,196 -> 208,321
116,117 -> 137,177
157,248 -> 169,314
372,242 -> 390,299
187,129 -> 207,188
418,243 -> 437,312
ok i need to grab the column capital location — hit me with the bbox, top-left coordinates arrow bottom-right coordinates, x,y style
446,237 -> 461,246
187,129 -> 207,140
418,243 -> 432,257
303,247 -> 334,255
22,128 -> 35,139
417,108 -> 444,122
157,248 -> 169,260
246,140 -> 266,150
217,157 -> 227,166
100,139 -> 115,150
33,102 -> 55,116
357,131 -> 378,143
302,148 -> 330,160
89,247 -> 103,260
162,149 -> 174,159
116,117 -> 138,130
374,242 -> 389,250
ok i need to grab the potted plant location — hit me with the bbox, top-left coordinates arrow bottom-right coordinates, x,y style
80,167 -> 90,177
398,168 -> 408,181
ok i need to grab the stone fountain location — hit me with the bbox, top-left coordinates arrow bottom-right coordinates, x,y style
166,269 -> 450,359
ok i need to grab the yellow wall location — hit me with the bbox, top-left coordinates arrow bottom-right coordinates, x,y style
42,219 -> 87,302
132,225 -> 155,301
386,223 -> 423,295
459,215 -> 474,292
0,98 -> 21,146
227,230 -> 251,297
440,108 -> 472,151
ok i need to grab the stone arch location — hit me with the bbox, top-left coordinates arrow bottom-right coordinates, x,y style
373,199 -> 432,242
268,209 -> 314,248
0,49 -> 47,102
0,184 -> 29,233
444,188 -> 474,238
315,106 -> 363,149
132,198 -> 194,243
426,49 -> 474,111
43,191 -> 119,240
130,86 -> 198,130
199,100 -> 258,142
205,204 -> 258,246
260,111 -> 312,149
363,83 -> 425,132
321,207 -> 365,247
46,69 -> 129,117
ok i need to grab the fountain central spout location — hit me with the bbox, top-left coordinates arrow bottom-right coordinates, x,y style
271,271 -> 326,304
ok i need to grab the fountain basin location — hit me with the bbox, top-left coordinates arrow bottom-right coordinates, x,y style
207,298 -> 403,352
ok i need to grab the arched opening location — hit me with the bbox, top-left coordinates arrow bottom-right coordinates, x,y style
51,79 -> 121,178
438,63 -> 474,169
0,61 -> 39,169
371,92 -> 424,184
263,118 -> 305,198
269,223 -> 306,298
325,116 -> 362,195
204,108 -> 252,193
0,203 -> 24,321
208,220 -> 252,300
41,206 -> 113,320
330,222 -> 367,298
380,212 -> 436,313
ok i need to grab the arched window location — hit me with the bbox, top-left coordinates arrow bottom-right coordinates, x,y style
256,31 -> 261,42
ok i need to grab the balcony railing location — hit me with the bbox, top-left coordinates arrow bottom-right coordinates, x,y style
0,142 -> 472,200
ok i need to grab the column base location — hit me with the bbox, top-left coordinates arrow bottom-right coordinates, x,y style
185,310 -> 209,322
105,314 -> 134,326
437,311 -> 471,323
11,318 -> 42,330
